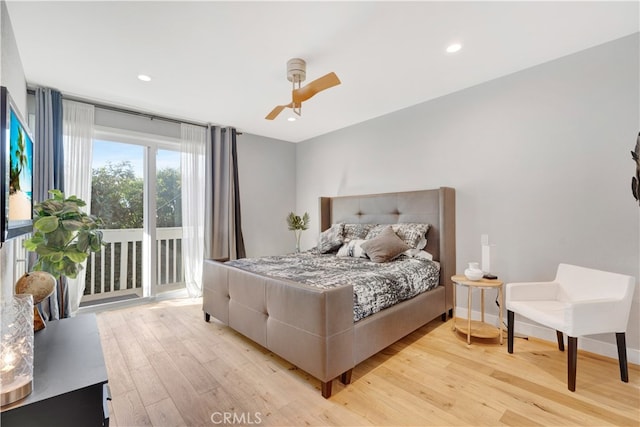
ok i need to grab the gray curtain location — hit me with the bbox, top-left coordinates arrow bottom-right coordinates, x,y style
34,88 -> 64,200
205,126 -> 246,260
33,87 -> 67,319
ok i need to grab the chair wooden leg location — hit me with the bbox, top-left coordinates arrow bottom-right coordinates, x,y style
616,332 -> 629,383
507,310 -> 514,354
568,336 -> 577,392
556,330 -> 565,351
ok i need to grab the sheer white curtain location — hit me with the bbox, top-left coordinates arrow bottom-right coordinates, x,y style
180,124 -> 207,297
62,100 -> 95,315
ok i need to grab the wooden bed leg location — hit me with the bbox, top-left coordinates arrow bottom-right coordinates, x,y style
321,380 -> 332,398
204,312 -> 210,322
448,308 -> 453,318
441,312 -> 447,322
340,369 -> 353,385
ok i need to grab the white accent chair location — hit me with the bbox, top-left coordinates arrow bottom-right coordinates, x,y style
506,263 -> 635,391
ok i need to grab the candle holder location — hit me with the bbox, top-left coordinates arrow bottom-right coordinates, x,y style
1,294 -> 34,407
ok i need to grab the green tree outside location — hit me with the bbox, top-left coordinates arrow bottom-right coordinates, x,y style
156,167 -> 182,228
86,161 -> 182,295
90,161 -> 181,229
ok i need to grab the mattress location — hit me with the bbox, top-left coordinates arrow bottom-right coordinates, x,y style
226,251 -> 440,322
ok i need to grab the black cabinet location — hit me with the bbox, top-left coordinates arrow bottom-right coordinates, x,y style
0,314 -> 109,426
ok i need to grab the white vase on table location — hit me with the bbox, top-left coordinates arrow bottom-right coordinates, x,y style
464,262 -> 483,281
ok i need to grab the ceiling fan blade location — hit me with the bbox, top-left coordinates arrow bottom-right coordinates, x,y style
265,102 -> 294,120
292,72 -> 341,104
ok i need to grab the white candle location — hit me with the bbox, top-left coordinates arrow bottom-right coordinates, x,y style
1,351 -> 16,385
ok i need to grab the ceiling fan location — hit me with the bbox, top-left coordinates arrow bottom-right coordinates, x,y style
265,58 -> 341,120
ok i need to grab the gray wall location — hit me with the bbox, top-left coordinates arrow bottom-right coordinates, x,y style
296,34 -> 640,361
0,0 -> 27,302
236,133 -> 297,257
0,1 -> 25,111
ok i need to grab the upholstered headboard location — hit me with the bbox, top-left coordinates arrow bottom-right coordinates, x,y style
319,188 -> 456,298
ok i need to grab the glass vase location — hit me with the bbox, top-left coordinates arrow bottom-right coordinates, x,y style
294,230 -> 302,253
1,294 -> 34,407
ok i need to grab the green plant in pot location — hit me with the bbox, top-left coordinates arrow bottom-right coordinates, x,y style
286,212 -> 310,253
23,190 -> 105,317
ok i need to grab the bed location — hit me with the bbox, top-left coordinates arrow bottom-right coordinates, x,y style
202,187 -> 456,398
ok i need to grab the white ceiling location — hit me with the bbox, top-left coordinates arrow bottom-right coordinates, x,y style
5,1 -> 639,143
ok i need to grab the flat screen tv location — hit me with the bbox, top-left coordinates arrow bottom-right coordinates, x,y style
1,86 -> 34,243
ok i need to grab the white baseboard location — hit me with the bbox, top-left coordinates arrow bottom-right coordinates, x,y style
455,307 -> 640,366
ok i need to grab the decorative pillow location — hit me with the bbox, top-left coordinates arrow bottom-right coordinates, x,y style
336,239 -> 368,258
364,224 -> 388,241
317,223 -> 345,253
343,224 -> 376,242
361,226 -> 410,263
365,223 -> 429,250
394,223 -> 429,250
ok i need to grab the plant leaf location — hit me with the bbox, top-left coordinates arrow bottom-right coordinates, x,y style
50,252 -> 64,263
48,189 -> 64,200
61,219 -> 83,231
65,249 -> 88,263
34,216 -> 60,233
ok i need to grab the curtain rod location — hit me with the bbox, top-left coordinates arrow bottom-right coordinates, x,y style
27,87 -> 210,129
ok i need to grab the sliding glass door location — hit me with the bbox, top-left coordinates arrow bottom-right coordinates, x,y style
81,129 -> 183,306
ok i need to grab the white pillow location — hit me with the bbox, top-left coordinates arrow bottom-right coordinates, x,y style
337,239 -> 368,258
404,249 -> 434,260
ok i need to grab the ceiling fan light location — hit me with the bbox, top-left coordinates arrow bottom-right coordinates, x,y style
287,116 -> 296,122
287,58 -> 307,83
446,43 -> 462,54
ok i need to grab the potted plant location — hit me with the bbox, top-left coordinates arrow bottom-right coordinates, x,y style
286,211 -> 310,253
23,190 -> 105,317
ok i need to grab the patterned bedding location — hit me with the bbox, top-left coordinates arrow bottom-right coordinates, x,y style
225,251 -> 440,322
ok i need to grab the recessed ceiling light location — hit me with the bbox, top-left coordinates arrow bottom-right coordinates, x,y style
446,43 -> 462,54
137,74 -> 151,82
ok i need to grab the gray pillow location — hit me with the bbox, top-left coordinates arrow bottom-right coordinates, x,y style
361,226 -> 410,263
317,223 -> 345,253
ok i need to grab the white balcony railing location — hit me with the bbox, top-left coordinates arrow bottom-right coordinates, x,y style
82,227 -> 184,303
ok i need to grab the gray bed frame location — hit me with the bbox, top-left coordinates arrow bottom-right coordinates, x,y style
202,187 -> 456,398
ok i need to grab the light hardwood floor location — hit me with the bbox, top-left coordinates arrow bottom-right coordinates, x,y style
96,298 -> 640,427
